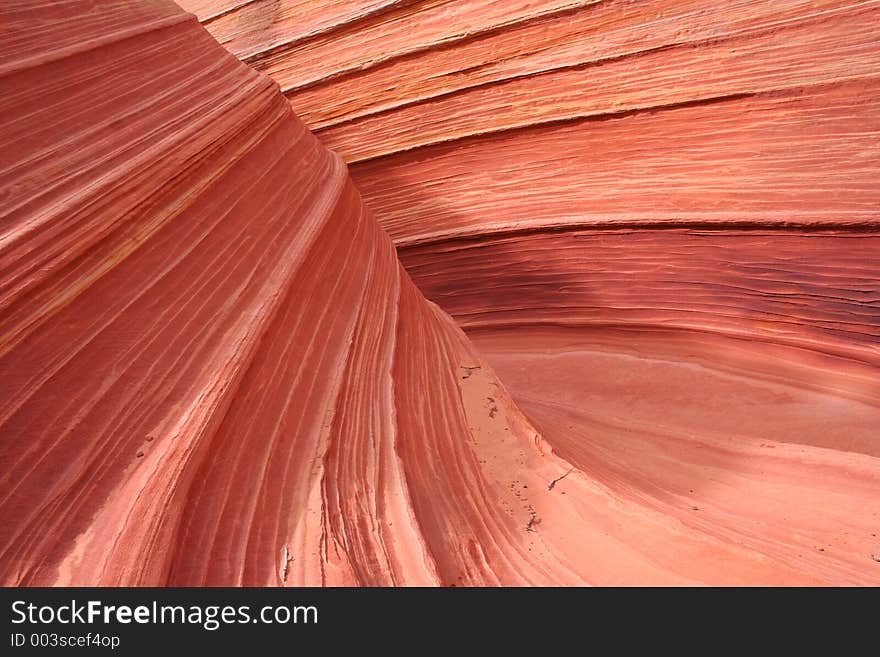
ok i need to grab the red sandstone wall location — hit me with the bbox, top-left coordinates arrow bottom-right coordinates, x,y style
181,0 -> 880,584
0,1 -> 877,585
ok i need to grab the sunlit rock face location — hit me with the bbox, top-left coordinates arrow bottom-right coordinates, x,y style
0,0 -> 877,585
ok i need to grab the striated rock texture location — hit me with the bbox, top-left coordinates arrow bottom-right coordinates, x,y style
0,0 -> 580,586
0,0 -> 877,586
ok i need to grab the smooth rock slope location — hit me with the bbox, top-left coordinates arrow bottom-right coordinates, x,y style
0,0 -> 878,585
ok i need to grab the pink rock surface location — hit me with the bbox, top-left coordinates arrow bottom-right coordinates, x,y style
0,0 -> 877,585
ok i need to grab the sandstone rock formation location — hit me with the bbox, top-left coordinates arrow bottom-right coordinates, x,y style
0,0 -> 877,585
0,0 -> 560,586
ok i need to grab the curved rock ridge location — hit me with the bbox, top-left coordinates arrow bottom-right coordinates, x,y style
0,0 -> 585,586
0,1 -> 878,586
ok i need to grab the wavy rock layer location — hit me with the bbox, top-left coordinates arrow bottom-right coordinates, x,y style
0,1 -> 876,586
181,0 -> 880,584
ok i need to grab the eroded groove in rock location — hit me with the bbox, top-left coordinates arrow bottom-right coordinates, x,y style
399,230 -> 880,363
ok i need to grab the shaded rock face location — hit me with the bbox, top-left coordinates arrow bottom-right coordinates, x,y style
0,0 -> 877,585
